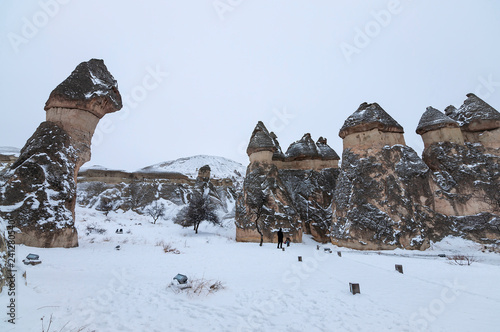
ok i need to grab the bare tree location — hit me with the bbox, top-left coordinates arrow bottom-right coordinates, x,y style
247,190 -> 268,246
98,198 -> 114,216
185,190 -> 219,234
129,180 -> 158,212
146,200 -> 165,224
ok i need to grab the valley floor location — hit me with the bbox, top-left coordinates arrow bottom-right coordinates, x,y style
1,207 -> 500,332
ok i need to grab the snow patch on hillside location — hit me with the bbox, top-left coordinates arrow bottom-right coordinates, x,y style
139,155 -> 246,181
0,146 -> 20,157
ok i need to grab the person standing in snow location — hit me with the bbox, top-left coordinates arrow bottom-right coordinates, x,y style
277,228 -> 284,249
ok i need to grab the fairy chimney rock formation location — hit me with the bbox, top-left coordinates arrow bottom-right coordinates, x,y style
45,59 -> 123,170
416,107 -> 464,149
282,134 -> 340,170
247,121 -> 282,166
339,102 -> 405,152
0,59 -> 122,248
445,93 -> 500,152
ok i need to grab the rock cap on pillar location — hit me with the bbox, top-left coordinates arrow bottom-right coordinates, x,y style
246,121 -> 280,156
284,134 -> 340,161
416,106 -> 460,135
44,58 -> 123,118
316,137 -> 340,161
339,102 -> 404,139
445,93 -> 500,132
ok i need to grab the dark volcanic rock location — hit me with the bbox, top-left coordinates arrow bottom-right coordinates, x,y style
0,228 -> 7,292
285,133 -> 320,161
339,102 -> 404,138
44,59 -> 122,118
445,93 -> 500,131
423,141 -> 500,244
331,146 -> 435,250
416,107 -> 460,135
279,168 -> 339,242
235,165 -> 301,243
0,122 -> 79,247
316,137 -> 340,160
246,121 -> 279,155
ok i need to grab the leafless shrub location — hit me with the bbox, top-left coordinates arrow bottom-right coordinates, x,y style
190,278 -> 225,296
447,254 -> 479,266
156,240 -> 180,254
86,223 -> 106,235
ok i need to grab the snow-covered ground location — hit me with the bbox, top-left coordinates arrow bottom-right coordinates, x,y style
2,206 -> 500,332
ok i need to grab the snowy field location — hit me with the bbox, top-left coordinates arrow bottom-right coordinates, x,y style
2,206 -> 500,332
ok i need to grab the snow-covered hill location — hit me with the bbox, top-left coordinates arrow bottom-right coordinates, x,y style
139,155 -> 246,182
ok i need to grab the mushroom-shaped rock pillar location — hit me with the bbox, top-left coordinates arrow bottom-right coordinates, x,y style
0,59 -> 122,248
339,102 -> 405,152
247,121 -> 283,165
416,107 -> 464,149
445,93 -> 500,152
45,58 -> 123,172
282,134 -> 340,170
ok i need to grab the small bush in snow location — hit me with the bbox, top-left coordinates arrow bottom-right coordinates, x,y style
447,254 -> 479,266
170,277 -> 224,296
146,201 -> 166,224
86,223 -> 107,235
156,240 -> 180,254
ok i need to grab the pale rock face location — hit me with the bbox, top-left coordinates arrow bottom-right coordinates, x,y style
462,127 -> 500,152
342,128 -> 406,151
416,106 -> 464,149
46,107 -> 100,169
421,127 -> 464,149
445,94 -> 500,153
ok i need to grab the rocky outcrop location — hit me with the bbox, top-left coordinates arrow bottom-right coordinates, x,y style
331,145 -> 437,250
423,142 -> 500,243
416,107 -> 464,149
0,225 -> 7,292
0,59 -> 122,248
239,96 -> 500,249
332,103 -> 434,249
339,102 -> 405,151
414,95 -> 500,245
445,93 -> 500,153
279,168 -> 339,242
235,164 -> 301,243
0,122 -> 79,247
236,122 -> 341,243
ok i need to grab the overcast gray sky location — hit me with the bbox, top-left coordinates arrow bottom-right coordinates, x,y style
1,1 -> 500,171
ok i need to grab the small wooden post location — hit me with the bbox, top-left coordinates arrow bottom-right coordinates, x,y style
298,256 -> 302,262
349,283 -> 360,295
337,251 -> 342,257
395,264 -> 403,274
